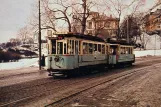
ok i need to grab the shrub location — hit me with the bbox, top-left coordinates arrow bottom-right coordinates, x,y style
0,51 -> 21,62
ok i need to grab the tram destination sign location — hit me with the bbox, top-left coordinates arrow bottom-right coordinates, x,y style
49,35 -> 64,40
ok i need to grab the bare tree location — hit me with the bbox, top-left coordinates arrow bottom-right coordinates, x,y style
17,26 -> 32,44
72,0 -> 96,34
42,0 -> 96,34
103,0 -> 146,39
80,0 -> 95,34
30,0 -> 56,32
120,14 -> 143,43
48,0 -> 74,32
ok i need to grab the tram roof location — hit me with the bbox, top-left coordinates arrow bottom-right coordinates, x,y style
50,33 -> 105,42
106,38 -> 134,46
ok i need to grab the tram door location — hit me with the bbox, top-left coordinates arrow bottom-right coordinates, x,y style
75,40 -> 79,68
109,45 -> 118,64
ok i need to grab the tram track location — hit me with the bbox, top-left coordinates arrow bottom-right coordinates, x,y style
0,62 -> 159,107
0,57 -> 151,94
0,71 -> 41,80
0,57 -> 161,106
0,73 -> 106,106
45,63 -> 160,107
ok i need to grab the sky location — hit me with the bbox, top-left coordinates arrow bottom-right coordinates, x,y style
0,0 -> 34,43
0,0 -> 157,43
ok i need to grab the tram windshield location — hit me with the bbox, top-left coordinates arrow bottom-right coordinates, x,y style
50,39 -> 76,55
57,42 -> 63,54
51,40 -> 56,54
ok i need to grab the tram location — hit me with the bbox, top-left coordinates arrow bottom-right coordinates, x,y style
46,33 -> 135,76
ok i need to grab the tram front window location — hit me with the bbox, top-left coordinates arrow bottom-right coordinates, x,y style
57,42 -> 63,54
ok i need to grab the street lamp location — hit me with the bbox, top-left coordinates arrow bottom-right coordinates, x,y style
38,0 -> 42,70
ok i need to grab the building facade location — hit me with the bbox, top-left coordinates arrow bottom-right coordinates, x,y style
144,9 -> 161,34
86,12 -> 119,39
72,11 -> 119,39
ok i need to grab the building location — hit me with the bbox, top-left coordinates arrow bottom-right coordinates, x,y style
72,11 -> 119,39
86,12 -> 119,39
144,9 -> 161,34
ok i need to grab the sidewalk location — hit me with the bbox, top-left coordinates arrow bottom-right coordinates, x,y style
0,66 -> 47,79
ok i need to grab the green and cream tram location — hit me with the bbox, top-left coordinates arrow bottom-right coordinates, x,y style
47,33 -> 135,76
47,33 -> 109,76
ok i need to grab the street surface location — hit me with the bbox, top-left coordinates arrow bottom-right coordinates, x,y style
0,56 -> 161,107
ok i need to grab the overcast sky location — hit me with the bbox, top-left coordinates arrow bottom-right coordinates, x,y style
0,0 -> 34,43
0,0 -> 157,43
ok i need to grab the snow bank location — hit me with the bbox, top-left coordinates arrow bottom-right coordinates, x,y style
0,58 -> 38,70
134,50 -> 161,57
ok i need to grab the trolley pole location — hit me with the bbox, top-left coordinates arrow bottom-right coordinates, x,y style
38,0 -> 42,70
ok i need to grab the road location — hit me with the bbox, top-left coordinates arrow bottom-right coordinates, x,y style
0,56 -> 161,107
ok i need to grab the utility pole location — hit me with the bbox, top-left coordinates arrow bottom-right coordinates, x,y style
154,34 -> 156,56
127,16 -> 129,43
39,0 -> 42,70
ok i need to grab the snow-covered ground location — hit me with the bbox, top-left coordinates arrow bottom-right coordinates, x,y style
134,49 -> 161,57
0,50 -> 161,70
0,58 -> 38,70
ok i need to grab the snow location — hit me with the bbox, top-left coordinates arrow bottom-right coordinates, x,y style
0,58 -> 38,70
0,50 -> 161,70
134,49 -> 161,57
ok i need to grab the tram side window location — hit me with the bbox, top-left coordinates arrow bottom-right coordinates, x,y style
67,40 -> 70,54
131,48 -> 133,54
52,40 -> 56,54
75,41 -> 78,54
67,40 -> 73,54
102,45 -> 105,54
64,43 -> 67,54
125,48 -> 128,54
89,43 -> 93,54
72,40 -> 74,54
57,42 -> 63,54
121,47 -> 125,54
98,44 -> 101,53
83,42 -> 88,54
129,48 -> 131,54
79,41 -> 81,54
94,44 -> 97,52
106,46 -> 109,54
124,48 -> 126,54
120,47 -> 124,54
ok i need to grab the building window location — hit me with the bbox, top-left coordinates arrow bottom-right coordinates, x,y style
105,22 -> 110,28
89,43 -> 93,54
83,42 -> 89,54
89,22 -> 92,29
98,44 -> 101,53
